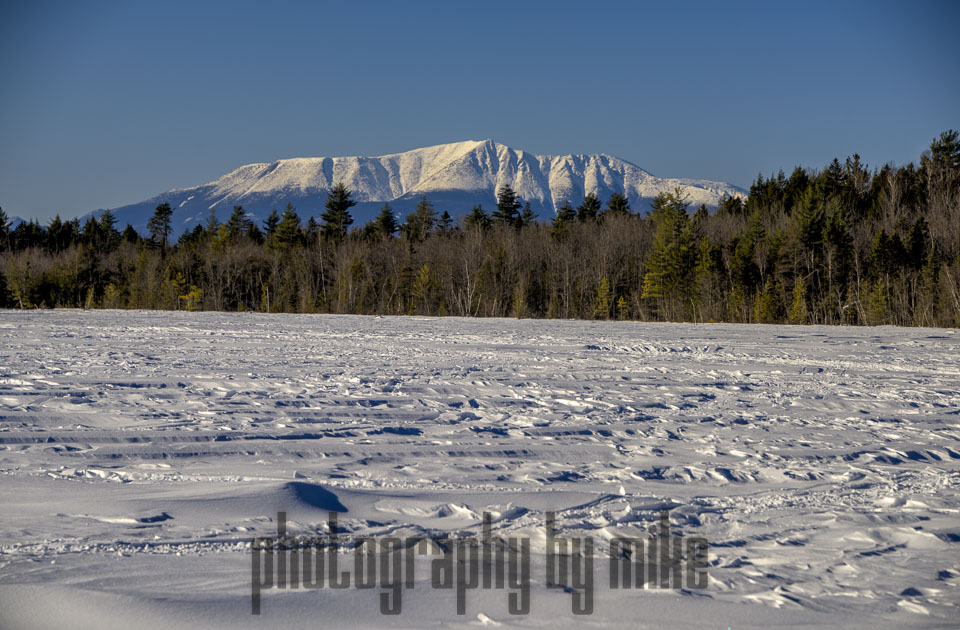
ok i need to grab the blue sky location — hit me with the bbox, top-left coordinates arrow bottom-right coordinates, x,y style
1,0 -> 957,223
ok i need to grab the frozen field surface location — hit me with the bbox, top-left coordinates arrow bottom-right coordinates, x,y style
0,310 -> 958,629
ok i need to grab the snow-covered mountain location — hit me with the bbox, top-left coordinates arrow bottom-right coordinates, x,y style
3,215 -> 25,230
92,140 -> 745,233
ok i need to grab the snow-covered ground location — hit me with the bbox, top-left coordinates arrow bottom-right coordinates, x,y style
0,310 -> 957,629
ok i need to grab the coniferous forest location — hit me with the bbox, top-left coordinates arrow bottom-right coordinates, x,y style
2,131 -> 959,327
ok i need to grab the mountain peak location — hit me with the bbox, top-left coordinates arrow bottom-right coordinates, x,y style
91,141 -> 745,232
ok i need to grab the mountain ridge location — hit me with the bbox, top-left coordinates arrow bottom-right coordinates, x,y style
90,140 -> 745,232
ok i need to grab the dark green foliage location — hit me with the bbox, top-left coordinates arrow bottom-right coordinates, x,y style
262,209 -> 280,237
493,185 -> 522,228
576,192 -> 602,223
273,203 -> 303,249
146,203 -> 173,253
122,224 -> 140,244
226,205 -> 252,239
465,205 -> 492,231
551,200 -> 577,239
0,207 -> 10,253
519,203 -> 536,227
716,195 -> 745,216
372,203 -> 399,238
642,189 -> 696,319
928,129 -> 960,171
321,182 -> 356,243
605,192 -> 630,217
404,196 -> 437,242
438,211 -> 454,233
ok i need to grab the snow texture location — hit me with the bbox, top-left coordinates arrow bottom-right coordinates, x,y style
0,310 -> 958,629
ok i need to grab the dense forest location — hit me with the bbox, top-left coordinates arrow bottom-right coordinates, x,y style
2,131 -> 959,327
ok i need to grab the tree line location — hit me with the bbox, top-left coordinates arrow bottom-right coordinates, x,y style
2,131 -> 958,327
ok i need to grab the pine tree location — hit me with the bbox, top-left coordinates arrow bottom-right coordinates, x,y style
519,203 -> 536,227
924,129 -> 960,195
867,278 -> 890,325
205,208 -> 219,235
99,209 -> 117,233
641,189 -> 696,318
493,185 -> 522,228
121,224 -> 139,244
906,216 -> 930,271
146,202 -> 173,254
594,277 -> 612,319
305,216 -> 319,242
438,210 -> 453,233
604,192 -> 630,216
0,206 -> 9,251
511,281 -> 527,318
753,278 -> 782,323
788,277 -> 809,324
404,195 -> 437,242
263,209 -> 280,238
410,264 -> 435,314
373,203 -> 398,238
98,210 -> 120,252
273,203 -> 303,248
321,183 -> 356,243
465,205 -> 492,231
226,205 -> 251,239
716,195 -> 745,216
576,192 -> 602,223
551,200 -> 577,238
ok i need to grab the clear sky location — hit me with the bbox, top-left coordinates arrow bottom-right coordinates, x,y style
1,0 -> 957,223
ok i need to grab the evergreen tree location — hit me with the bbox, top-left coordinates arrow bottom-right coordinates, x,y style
788,277 -> 809,324
753,278 -> 783,323
716,194 -> 745,216
604,192 -> 630,216
47,215 -> 78,252
641,189 -> 696,318
0,206 -> 9,252
372,203 -> 398,238
551,200 -> 577,238
404,196 -> 437,242
321,182 -> 356,243
519,203 -> 536,227
263,209 -> 280,238
121,224 -> 139,244
576,192 -> 602,223
929,129 -> 960,170
146,202 -> 173,254
99,209 -> 117,234
465,205 -> 492,231
226,205 -> 251,239
273,203 -> 303,248
98,210 -> 120,252
178,224 -> 205,245
81,217 -> 101,246
438,210 -> 454,233
594,277 -> 612,319
305,217 -> 319,242
205,208 -> 219,235
493,185 -> 522,228
245,222 -> 264,245
906,216 -> 930,271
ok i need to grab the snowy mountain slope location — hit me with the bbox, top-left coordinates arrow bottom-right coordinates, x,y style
91,140 -> 745,233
